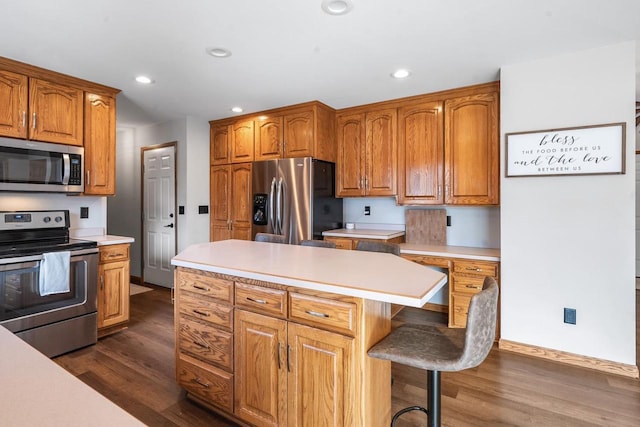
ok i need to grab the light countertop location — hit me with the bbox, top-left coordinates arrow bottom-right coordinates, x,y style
171,240 -> 447,307
400,244 -> 501,262
77,235 -> 135,246
322,228 -> 405,239
0,325 -> 144,426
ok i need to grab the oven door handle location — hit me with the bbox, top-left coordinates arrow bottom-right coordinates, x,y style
0,261 -> 40,271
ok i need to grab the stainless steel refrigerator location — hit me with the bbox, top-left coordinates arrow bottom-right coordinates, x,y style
251,157 -> 343,245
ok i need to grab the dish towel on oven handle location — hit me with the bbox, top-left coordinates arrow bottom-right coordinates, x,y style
39,251 -> 71,296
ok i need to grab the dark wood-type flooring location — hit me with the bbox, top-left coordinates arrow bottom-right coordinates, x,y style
55,286 -> 640,426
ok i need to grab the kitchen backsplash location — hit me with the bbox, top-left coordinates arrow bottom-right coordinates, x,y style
343,197 -> 500,248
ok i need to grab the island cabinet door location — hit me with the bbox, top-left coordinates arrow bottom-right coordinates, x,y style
287,322 -> 355,427
234,310 -> 287,427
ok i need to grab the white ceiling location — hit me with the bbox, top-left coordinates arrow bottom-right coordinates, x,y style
2,0 -> 639,128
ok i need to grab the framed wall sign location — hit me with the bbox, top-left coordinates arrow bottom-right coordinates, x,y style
505,122 -> 626,177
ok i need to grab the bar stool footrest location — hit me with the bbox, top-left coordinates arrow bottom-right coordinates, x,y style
391,405 -> 429,426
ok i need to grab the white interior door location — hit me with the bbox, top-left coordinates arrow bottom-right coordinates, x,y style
143,145 -> 176,287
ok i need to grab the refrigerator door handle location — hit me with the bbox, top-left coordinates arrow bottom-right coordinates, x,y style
276,177 -> 284,235
269,177 -> 277,232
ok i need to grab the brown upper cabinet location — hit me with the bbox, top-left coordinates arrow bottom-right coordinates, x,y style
231,119 -> 255,163
0,71 -> 83,146
84,93 -> 116,195
397,82 -> 500,205
29,78 -> 84,146
0,70 -> 28,139
211,101 -> 337,165
336,108 -> 397,197
210,121 -> 232,165
0,57 -> 120,195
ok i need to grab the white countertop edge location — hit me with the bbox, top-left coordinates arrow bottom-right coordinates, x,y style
322,229 -> 406,239
400,248 -> 500,262
77,235 -> 135,245
171,259 -> 447,308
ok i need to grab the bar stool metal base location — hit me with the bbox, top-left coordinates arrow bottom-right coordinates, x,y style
391,370 -> 441,427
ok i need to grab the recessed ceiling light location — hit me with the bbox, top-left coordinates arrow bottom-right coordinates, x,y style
231,107 -> 243,113
135,75 -> 154,84
391,69 -> 411,79
321,0 -> 353,15
207,47 -> 232,58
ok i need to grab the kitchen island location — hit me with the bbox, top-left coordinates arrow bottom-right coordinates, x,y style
171,239 -> 447,427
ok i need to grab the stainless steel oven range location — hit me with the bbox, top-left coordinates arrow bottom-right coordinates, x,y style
0,210 -> 98,357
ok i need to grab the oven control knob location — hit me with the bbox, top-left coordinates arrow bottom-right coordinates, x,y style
43,216 -> 51,223
55,216 -> 63,223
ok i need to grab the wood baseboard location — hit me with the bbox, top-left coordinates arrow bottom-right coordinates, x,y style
130,275 -> 143,285
499,339 -> 639,379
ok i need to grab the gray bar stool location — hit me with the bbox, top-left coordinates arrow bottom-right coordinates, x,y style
368,276 -> 499,427
254,233 -> 287,244
355,240 -> 401,256
300,239 -> 337,248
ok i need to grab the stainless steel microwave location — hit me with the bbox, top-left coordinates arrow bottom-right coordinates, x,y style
0,138 -> 84,193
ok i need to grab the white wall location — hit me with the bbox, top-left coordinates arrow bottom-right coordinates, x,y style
107,116 -> 210,277
343,197 -> 500,248
1,193 -> 106,231
181,117 -> 211,250
500,42 -> 636,365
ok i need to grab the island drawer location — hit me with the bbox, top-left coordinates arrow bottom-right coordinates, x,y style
177,269 -> 233,303
180,292 -> 234,330
178,315 -> 233,370
177,355 -> 233,413
451,274 -> 485,294
452,260 -> 498,277
401,254 -> 451,269
289,292 -> 356,336
235,282 -> 287,317
99,243 -> 129,263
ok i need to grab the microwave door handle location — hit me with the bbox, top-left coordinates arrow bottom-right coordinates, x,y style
269,177 -> 277,233
62,153 -> 70,185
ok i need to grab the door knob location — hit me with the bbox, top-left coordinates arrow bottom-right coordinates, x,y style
164,223 -> 174,228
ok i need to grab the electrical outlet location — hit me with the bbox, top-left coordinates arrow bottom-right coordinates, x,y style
198,205 -> 209,214
364,206 -> 371,216
446,215 -> 451,226
80,207 -> 89,219
178,206 -> 185,215
564,308 -> 576,325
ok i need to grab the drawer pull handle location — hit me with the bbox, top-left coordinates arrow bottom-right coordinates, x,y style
193,285 -> 210,291
305,310 -> 329,318
195,377 -> 210,388
247,297 -> 267,305
465,285 -> 480,289
193,340 -> 210,349
193,309 -> 210,317
465,267 -> 482,272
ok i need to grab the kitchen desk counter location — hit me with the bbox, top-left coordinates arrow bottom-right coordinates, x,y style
171,239 -> 447,307
400,243 -> 500,261
0,325 -> 143,426
322,228 -> 405,240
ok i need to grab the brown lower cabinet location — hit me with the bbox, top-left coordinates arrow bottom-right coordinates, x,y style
174,266 -> 391,427
401,254 -> 500,338
97,243 -> 130,337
